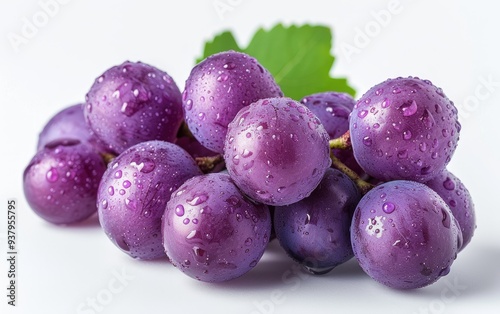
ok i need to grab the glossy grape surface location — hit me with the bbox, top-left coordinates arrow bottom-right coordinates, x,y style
162,173 -> 271,282
224,97 -> 331,206
37,104 -> 105,152
24,139 -> 106,224
350,77 -> 460,182
300,91 -> 363,175
183,51 -> 282,153
97,141 -> 202,259
425,169 -> 475,251
84,61 -> 183,154
351,180 -> 461,289
274,168 -> 361,274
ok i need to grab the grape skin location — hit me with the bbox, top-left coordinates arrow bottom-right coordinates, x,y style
162,173 -> 271,282
349,77 -> 461,182
84,61 -> 183,154
24,139 -> 106,224
97,141 -> 202,260
224,97 -> 331,206
425,169 -> 475,251
183,51 -> 283,153
37,104 -> 106,152
351,180 -> 461,289
300,91 -> 364,176
274,168 -> 361,274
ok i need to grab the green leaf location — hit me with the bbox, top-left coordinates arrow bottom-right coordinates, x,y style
197,23 -> 356,100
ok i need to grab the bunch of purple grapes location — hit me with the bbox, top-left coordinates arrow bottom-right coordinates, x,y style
24,51 -> 475,289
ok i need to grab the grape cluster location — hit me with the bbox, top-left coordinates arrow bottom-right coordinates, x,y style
24,51 -> 475,289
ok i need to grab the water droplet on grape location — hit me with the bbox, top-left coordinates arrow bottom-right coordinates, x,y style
443,177 -> 455,190
242,149 -> 253,158
232,155 -> 240,165
183,218 -> 190,225
123,180 -> 131,188
175,205 -> 185,217
114,170 -> 123,179
419,142 -> 427,152
46,167 -> 59,182
125,198 -> 137,210
187,194 -> 208,206
403,130 -> 412,140
217,74 -> 229,82
397,150 -> 408,159
439,266 -> 451,277
243,160 -> 254,170
108,186 -> 114,196
223,62 -> 236,70
362,136 -> 372,146
381,98 -> 391,108
358,110 -> 368,119
116,237 -> 130,252
101,199 -> 108,209
382,202 -> 396,214
400,100 -> 418,117
185,99 -> 193,110
303,265 -> 334,275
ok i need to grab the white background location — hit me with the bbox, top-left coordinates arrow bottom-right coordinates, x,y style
1,0 -> 499,313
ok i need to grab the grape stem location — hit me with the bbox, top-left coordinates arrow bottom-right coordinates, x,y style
328,131 -> 373,195
330,152 -> 373,195
196,155 -> 225,173
329,130 -> 351,150
101,152 -> 116,165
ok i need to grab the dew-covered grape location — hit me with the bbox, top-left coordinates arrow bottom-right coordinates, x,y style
274,168 -> 361,274
183,51 -> 282,153
350,77 -> 460,182
84,61 -> 183,154
97,141 -> 202,260
425,169 -> 475,251
24,139 -> 106,224
224,97 -> 331,206
351,180 -> 461,289
162,173 -> 271,282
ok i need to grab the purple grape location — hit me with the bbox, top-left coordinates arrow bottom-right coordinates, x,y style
224,97 -> 331,206
425,169 -> 475,251
183,51 -> 282,153
300,92 -> 364,176
350,77 -> 461,182
274,168 -> 361,274
97,141 -> 202,260
84,61 -> 183,154
351,180 -> 461,289
37,104 -> 109,153
300,92 -> 355,139
23,139 -> 106,224
162,173 -> 271,282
